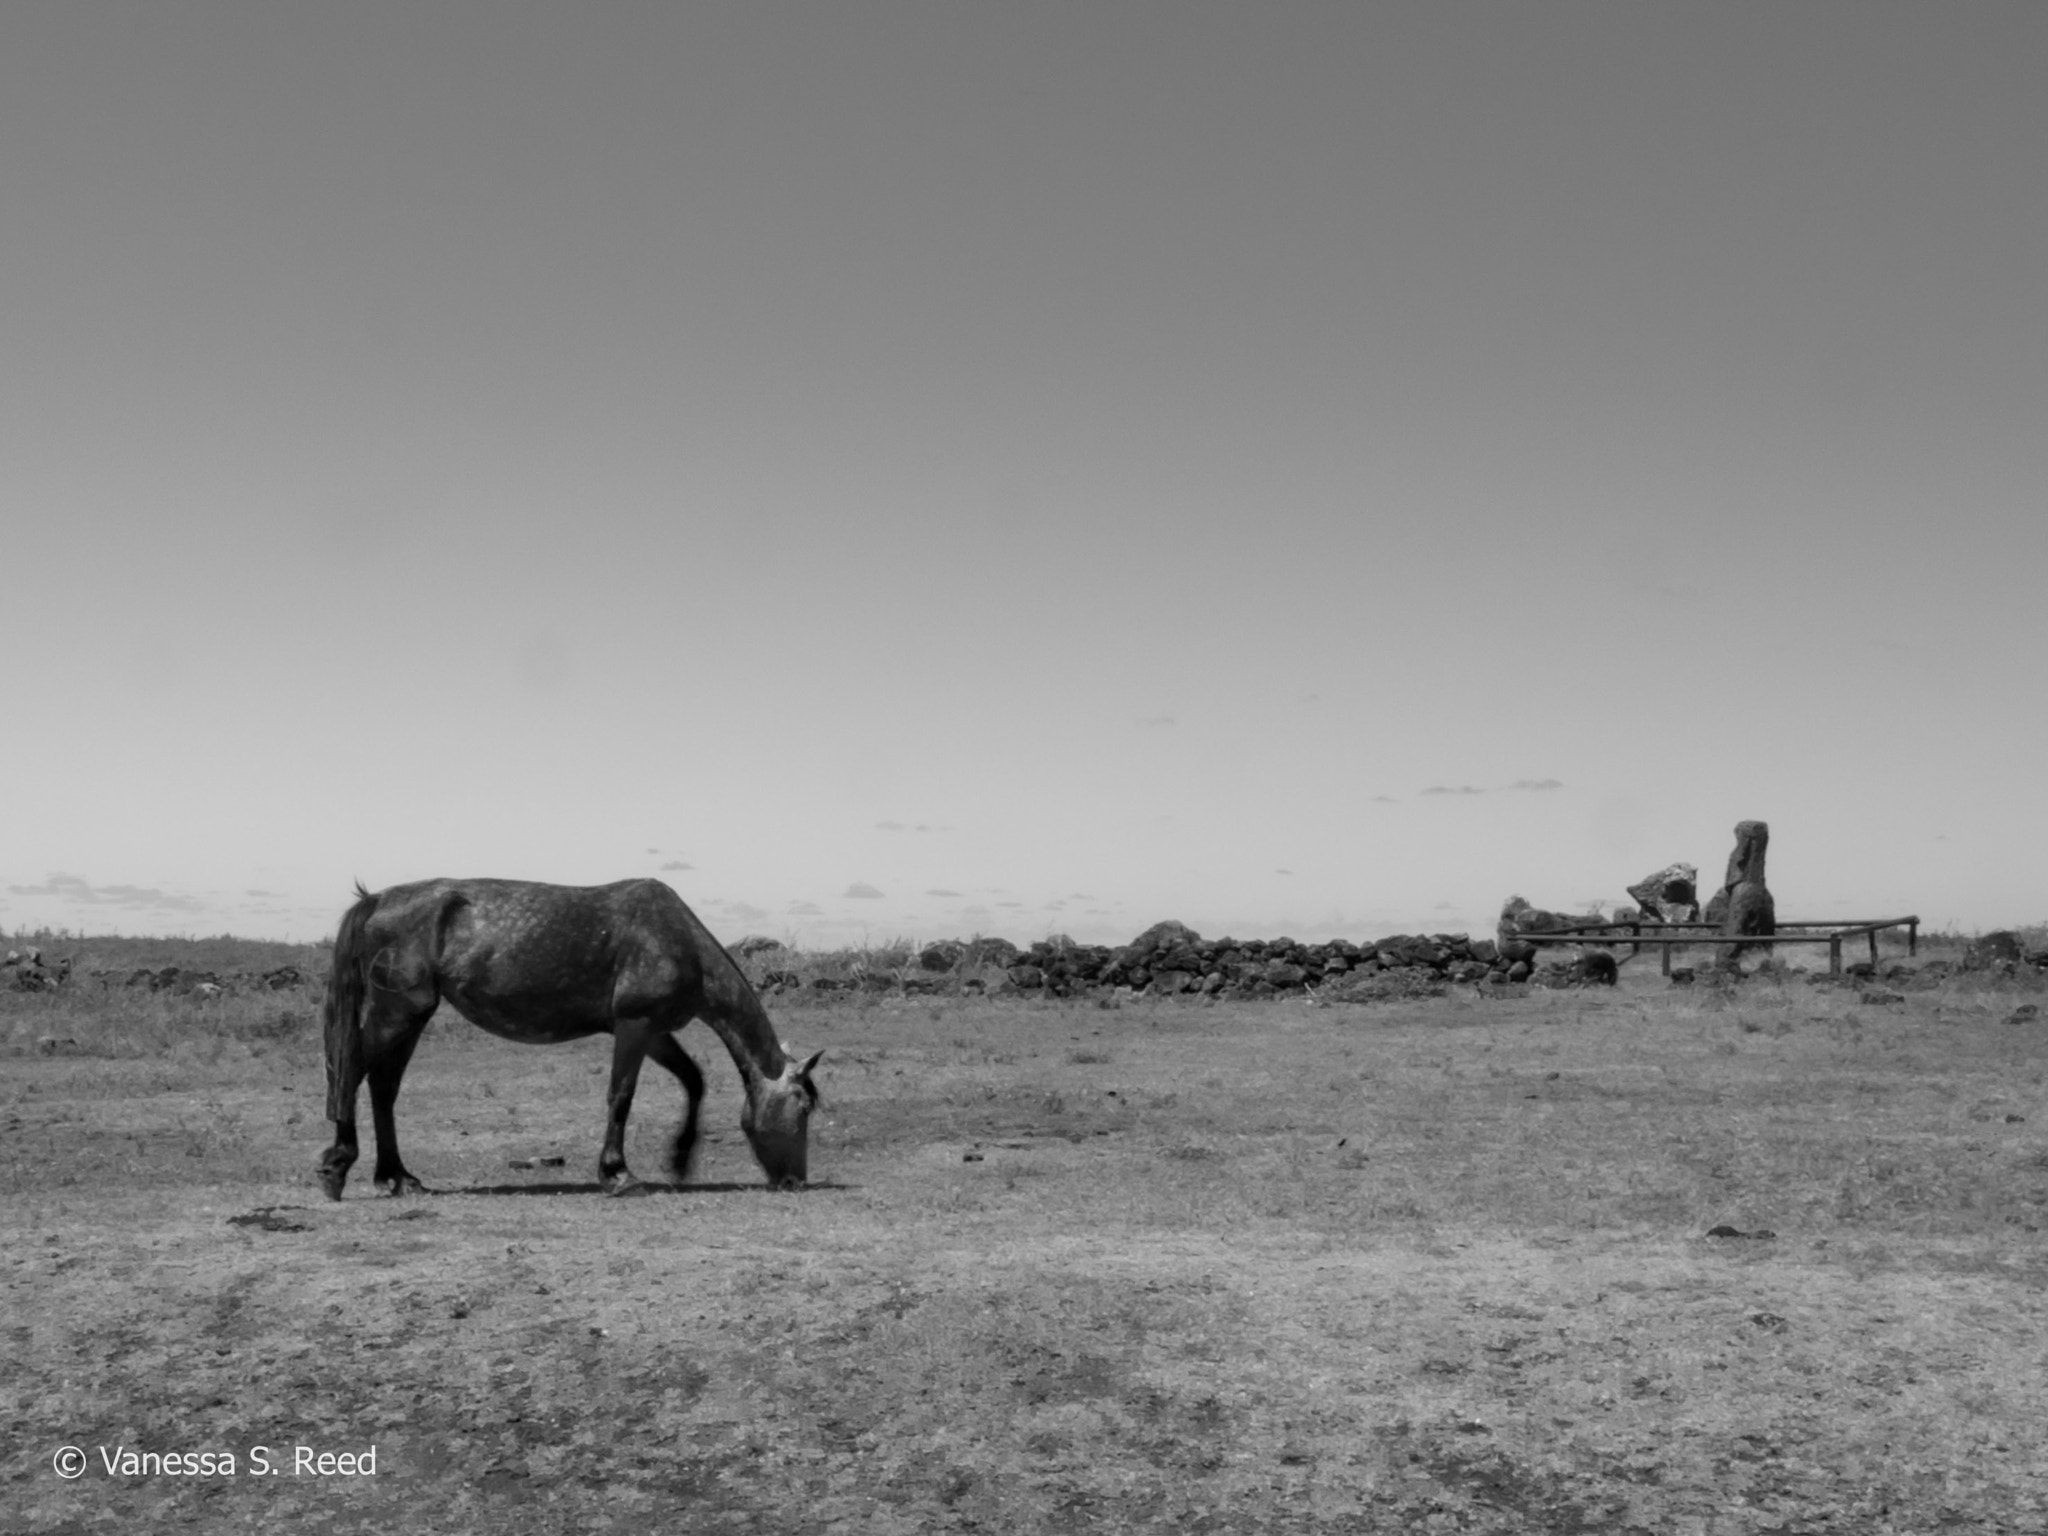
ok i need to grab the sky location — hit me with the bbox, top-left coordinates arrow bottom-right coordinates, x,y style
2,2 -> 2043,948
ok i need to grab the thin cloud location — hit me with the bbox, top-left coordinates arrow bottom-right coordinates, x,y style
8,873 -> 206,912
1505,778 -> 1565,792
787,901 -> 824,916
646,847 -> 661,854
926,888 -> 962,898
1137,714 -> 1177,729
844,883 -> 884,899
875,821 -> 906,831
1420,785 -> 1485,797
709,900 -> 769,924
244,888 -> 281,898
1371,795 -> 1399,804
660,860 -> 694,871
1276,869 -> 1294,876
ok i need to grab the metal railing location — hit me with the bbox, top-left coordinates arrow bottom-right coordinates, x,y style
1508,916 -> 1920,976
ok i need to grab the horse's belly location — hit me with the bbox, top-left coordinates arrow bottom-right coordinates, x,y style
444,989 -> 614,1044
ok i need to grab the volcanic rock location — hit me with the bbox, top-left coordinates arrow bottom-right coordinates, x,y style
1627,863 -> 1701,923
1966,931 -> 2025,969
918,941 -> 966,973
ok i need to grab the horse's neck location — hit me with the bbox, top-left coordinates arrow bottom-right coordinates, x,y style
697,959 -> 786,1086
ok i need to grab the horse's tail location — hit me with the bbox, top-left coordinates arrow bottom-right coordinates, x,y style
324,882 -> 378,1123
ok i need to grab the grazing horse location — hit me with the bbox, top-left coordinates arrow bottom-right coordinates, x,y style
317,878 -> 821,1200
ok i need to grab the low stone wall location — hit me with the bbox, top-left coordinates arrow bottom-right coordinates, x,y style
743,920 -> 1625,1001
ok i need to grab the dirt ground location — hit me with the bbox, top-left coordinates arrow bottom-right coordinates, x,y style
7,973 -> 2048,1532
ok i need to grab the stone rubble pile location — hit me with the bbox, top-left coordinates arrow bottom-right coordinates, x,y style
4,948 -> 72,993
100,964 -> 311,995
3,952 -> 317,996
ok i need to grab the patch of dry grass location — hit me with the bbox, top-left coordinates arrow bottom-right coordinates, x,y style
7,966 -> 2048,1532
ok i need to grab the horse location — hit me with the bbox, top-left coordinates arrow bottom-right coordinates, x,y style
316,878 -> 821,1200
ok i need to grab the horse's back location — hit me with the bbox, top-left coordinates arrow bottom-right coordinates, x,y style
364,878 -> 707,1034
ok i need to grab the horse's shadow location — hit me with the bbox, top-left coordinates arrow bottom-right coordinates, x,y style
439,1179 -> 857,1198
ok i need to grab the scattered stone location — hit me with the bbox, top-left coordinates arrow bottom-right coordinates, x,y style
1124,919 -> 1202,956
7,952 -> 71,992
965,937 -> 1020,967
1859,990 -> 1906,1006
2007,1005 -> 2039,1026
1966,931 -> 2025,969
917,940 -> 965,973
1497,896 -> 1578,946
1669,968 -> 1696,986
1377,934 -> 1448,969
1571,952 -> 1619,986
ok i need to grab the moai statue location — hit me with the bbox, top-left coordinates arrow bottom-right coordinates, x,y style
1702,820 -> 1775,956
1625,863 -> 1701,923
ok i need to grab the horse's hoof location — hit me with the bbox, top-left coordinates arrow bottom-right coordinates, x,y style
377,1176 -> 428,1197
317,1176 -> 345,1203
603,1173 -> 656,1198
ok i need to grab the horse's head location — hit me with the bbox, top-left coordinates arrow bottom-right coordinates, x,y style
742,1050 -> 823,1189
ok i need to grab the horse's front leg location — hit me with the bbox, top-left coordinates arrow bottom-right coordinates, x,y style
645,1030 -> 706,1181
600,1020 -> 655,1194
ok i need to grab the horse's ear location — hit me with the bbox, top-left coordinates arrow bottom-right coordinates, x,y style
797,1050 -> 823,1079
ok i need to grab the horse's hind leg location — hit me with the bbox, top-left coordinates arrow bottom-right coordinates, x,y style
317,1119 -> 359,1202
321,999 -> 430,1198
366,1017 -> 432,1195
645,1030 -> 706,1181
599,1020 -> 657,1194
